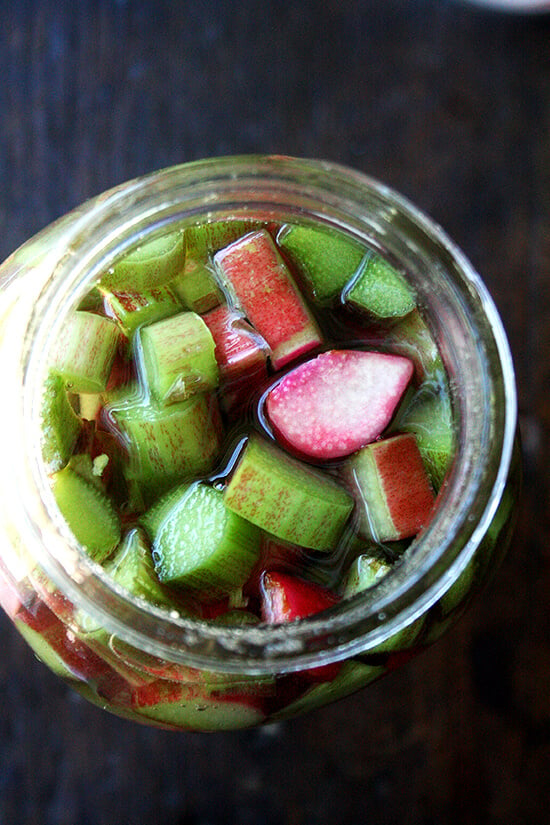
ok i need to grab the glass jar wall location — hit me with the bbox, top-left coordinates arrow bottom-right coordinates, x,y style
0,157 -> 519,730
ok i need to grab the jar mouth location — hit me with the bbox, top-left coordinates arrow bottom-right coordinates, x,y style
18,155 -> 517,674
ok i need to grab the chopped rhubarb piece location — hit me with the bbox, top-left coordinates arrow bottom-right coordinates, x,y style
99,229 -> 185,292
244,534 -> 304,598
51,454 -> 121,562
266,349 -> 413,460
146,483 -> 261,600
214,229 -> 322,369
342,554 -> 392,598
202,304 -> 268,384
260,571 -> 339,624
345,433 -> 435,542
101,285 -> 183,339
131,680 -> 266,731
51,311 -> 121,394
169,220 -> 257,312
16,613 -> 111,683
393,384 -> 455,489
276,223 -> 366,303
270,660 -> 385,721
40,371 -> 83,474
202,304 -> 268,416
104,387 -> 223,506
224,436 -> 353,551
260,572 -> 343,682
384,309 -> 444,382
105,528 -> 171,607
344,252 -> 416,319
137,311 -> 219,406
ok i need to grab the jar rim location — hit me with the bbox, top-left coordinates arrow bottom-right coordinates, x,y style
16,155 -> 517,673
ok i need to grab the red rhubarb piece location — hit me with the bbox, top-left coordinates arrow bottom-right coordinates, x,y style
260,572 -> 341,681
346,432 -> 436,542
266,349 -> 414,460
214,230 -> 322,369
244,535 -> 304,598
260,571 -> 338,624
202,304 -> 268,383
130,680 -> 266,730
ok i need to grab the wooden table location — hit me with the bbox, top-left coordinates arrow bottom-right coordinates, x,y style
1,2 -> 548,823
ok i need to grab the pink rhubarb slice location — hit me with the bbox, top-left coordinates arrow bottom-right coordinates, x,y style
266,349 -> 414,460
345,432 -> 435,542
213,229 -> 322,369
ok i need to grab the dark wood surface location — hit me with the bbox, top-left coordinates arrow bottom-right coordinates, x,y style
1,2 -> 549,823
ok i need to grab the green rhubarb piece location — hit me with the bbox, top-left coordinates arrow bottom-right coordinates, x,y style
77,287 -> 104,313
50,311 -> 120,393
148,483 -> 261,599
51,464 -> 120,563
438,552 -> 477,618
199,220 -> 261,252
213,609 -> 260,627
224,436 -> 354,551
105,527 -> 170,606
385,309 -> 445,382
136,686 -> 265,731
106,387 -> 223,504
372,614 -> 426,654
170,226 -> 224,312
394,386 -> 455,489
170,220 -> 260,313
343,554 -> 425,654
64,453 -> 109,491
345,252 -> 416,318
271,660 -> 385,722
140,482 -> 194,537
276,223 -> 365,303
170,262 -> 223,314
40,372 -> 83,473
343,554 -> 392,598
15,619 -> 76,682
101,285 -> 183,339
137,311 -> 219,406
99,229 -> 185,292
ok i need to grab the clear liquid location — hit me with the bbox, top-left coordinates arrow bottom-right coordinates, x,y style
46,217 -> 455,619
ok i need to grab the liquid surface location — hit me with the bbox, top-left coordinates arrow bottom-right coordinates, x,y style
41,217 -> 455,624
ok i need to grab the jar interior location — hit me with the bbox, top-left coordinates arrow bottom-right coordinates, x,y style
15,158 -> 516,673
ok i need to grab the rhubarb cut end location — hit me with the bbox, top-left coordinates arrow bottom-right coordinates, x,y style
276,224 -> 365,303
346,433 -> 436,543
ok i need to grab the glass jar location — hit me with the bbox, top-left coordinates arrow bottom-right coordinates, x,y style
0,156 -> 519,731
